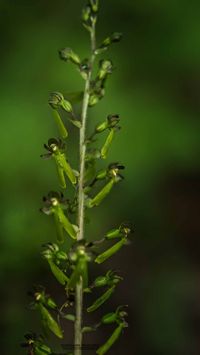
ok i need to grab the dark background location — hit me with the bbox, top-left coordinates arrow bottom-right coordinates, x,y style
1,0 -> 200,354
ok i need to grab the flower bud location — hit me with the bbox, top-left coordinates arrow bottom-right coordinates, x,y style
89,88 -> 105,107
98,59 -> 113,80
48,91 -> 64,109
62,99 -> 73,113
82,5 -> 93,32
82,5 -> 91,23
89,0 -> 99,13
89,94 -> 99,106
49,92 -> 73,113
59,47 -> 81,65
95,32 -> 122,54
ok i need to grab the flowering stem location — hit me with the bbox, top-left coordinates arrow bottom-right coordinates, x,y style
74,23 -> 96,355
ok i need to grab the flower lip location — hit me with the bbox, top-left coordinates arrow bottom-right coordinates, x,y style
99,59 -> 113,70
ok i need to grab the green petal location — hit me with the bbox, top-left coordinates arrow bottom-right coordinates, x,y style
101,129 -> 115,159
38,304 -> 63,339
96,323 -> 124,355
56,165 -> 66,189
95,237 -> 126,264
54,213 -> 64,243
54,153 -> 76,185
89,179 -> 114,207
87,285 -> 115,312
63,160 -> 77,185
52,109 -> 68,139
57,208 -> 77,240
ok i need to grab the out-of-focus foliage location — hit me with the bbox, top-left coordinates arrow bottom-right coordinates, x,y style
1,0 -> 200,354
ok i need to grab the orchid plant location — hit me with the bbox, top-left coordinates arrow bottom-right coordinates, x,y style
22,1 -> 132,354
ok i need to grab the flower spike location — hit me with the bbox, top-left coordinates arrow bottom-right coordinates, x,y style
27,1 -> 130,354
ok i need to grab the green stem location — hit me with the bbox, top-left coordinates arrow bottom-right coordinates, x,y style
74,23 -> 96,355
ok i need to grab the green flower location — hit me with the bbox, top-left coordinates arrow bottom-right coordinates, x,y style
41,191 -> 78,241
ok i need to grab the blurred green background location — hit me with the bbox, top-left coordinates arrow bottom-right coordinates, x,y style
1,0 -> 200,354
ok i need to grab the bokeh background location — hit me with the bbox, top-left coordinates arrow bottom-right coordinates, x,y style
1,0 -> 200,354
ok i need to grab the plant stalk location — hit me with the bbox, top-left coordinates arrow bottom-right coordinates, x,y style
74,24 -> 96,355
